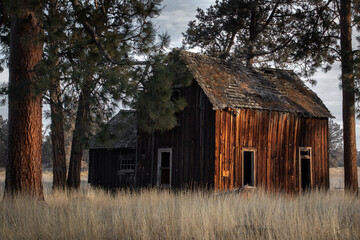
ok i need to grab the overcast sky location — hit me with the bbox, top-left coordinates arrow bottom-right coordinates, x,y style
0,0 -> 359,146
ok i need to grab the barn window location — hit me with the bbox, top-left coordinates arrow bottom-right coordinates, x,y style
120,159 -> 134,170
242,149 -> 256,187
157,148 -> 172,187
118,156 -> 135,175
299,147 -> 312,191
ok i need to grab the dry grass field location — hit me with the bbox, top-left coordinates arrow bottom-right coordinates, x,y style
0,168 -> 359,240
330,167 -> 360,190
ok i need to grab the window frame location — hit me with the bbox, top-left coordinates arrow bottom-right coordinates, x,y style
157,148 -> 172,187
117,157 -> 135,175
299,147 -> 313,190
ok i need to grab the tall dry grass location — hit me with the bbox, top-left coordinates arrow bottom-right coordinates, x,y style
0,186 -> 359,240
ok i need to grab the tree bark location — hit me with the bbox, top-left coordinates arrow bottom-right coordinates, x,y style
340,0 -> 358,193
66,87 -> 90,189
5,7 -> 44,199
50,79 -> 67,190
48,0 -> 67,190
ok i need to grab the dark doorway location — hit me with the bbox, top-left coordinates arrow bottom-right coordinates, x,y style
301,159 -> 311,190
299,147 -> 312,191
243,151 -> 255,186
157,149 -> 172,186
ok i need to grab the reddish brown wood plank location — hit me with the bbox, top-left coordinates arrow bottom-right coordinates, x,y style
214,110 -> 221,191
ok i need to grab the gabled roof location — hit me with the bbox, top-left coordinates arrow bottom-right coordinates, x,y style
180,51 -> 332,118
89,110 -> 136,149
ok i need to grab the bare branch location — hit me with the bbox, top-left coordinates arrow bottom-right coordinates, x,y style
264,0 -> 281,28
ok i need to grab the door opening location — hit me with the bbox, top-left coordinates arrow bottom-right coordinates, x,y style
242,150 -> 256,187
157,148 -> 172,187
299,147 -> 312,191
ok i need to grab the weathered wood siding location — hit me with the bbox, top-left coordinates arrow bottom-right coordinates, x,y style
215,109 -> 329,192
88,148 -> 136,189
136,81 -> 215,188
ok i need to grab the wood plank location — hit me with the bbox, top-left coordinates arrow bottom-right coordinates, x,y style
235,112 -> 240,188
255,111 -> 261,186
239,109 -> 245,186
276,113 -> 284,191
257,111 -> 263,187
230,111 -> 235,189
214,110 -> 221,191
325,119 -> 330,188
285,115 -> 291,192
270,112 -> 278,190
220,110 -> 226,190
267,111 -> 273,190
248,110 -> 253,147
262,111 -> 269,188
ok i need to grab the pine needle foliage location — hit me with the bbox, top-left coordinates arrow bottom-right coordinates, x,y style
136,50 -> 193,133
182,0 -> 341,80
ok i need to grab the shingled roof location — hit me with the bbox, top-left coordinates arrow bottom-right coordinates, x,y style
179,51 -> 332,118
89,110 -> 136,149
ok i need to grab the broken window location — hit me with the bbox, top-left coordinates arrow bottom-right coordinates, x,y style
242,149 -> 256,187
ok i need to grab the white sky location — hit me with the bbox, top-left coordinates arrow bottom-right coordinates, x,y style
0,0 -> 359,146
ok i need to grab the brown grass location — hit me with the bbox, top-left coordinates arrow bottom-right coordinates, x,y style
330,167 -> 360,190
0,187 -> 359,240
0,168 -> 359,239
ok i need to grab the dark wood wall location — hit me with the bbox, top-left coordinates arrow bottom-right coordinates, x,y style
215,109 -> 329,192
136,81 -> 329,192
136,81 -> 216,188
88,148 -> 136,189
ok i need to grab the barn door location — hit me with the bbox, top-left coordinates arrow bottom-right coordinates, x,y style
299,147 -> 312,191
157,148 -> 172,187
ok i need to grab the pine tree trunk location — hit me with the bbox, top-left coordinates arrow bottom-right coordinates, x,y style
50,79 -> 67,190
48,0 -> 67,191
340,0 -> 358,193
5,8 -> 44,199
66,89 -> 90,189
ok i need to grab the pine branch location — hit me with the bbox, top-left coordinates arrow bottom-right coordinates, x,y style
263,0 -> 281,28
70,0 -> 148,66
253,36 -> 294,57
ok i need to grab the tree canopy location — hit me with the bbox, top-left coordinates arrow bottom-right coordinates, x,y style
183,0 -> 345,79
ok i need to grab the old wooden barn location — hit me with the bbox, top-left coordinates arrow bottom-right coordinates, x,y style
88,110 -> 137,189
136,51 -> 332,192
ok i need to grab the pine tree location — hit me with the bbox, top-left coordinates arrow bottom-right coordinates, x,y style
183,0 -> 339,78
340,0 -> 358,192
4,0 -> 44,199
1,0 -> 169,192
184,1 -> 301,67
135,50 -> 192,133
45,0 -> 67,190
63,0 -> 168,189
328,120 -> 343,167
